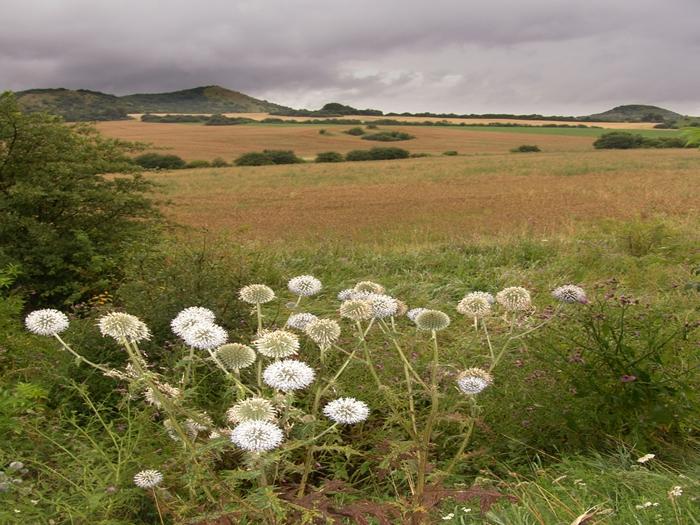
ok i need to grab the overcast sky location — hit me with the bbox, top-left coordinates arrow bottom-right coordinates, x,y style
2,0 -> 699,115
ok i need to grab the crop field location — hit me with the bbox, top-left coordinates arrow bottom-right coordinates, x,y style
96,120 -> 679,161
145,148 -> 700,242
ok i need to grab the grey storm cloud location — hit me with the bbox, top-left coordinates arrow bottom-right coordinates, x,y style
1,0 -> 699,115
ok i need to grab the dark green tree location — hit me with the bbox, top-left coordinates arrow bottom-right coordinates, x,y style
0,92 -> 160,305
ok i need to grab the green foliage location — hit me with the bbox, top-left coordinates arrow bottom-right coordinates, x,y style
594,132 -> 687,149
185,159 -> 211,169
443,150 -> 459,156
0,92 -> 159,305
234,150 -> 303,166
345,147 -> 410,161
15,88 -> 130,122
133,152 -> 186,169
510,144 -> 541,153
315,151 -> 345,163
210,157 -> 230,167
361,131 -> 415,142
344,127 -> 366,136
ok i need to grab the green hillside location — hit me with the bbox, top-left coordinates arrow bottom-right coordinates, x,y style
15,88 -> 130,121
586,104 -> 682,122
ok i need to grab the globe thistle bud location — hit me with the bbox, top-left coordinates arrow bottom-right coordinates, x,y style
239,284 -> 275,305
226,397 -> 277,424
339,299 -> 373,321
496,287 -> 532,312
354,281 -> 385,294
230,420 -> 284,452
337,288 -> 356,301
25,309 -> 69,336
323,397 -> 370,424
171,306 -> 216,338
456,368 -> 493,395
551,285 -> 588,304
414,309 -> 451,331
286,312 -> 318,331
354,292 -> 398,319
263,359 -> 315,392
304,318 -> 341,349
133,469 -> 163,489
98,312 -> 151,343
216,343 -> 256,370
457,292 -> 494,318
288,275 -> 322,297
183,322 -> 228,350
406,308 -> 427,322
254,330 -> 299,358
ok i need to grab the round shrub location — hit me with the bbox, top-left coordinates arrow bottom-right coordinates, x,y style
593,132 -> 644,149
263,150 -> 303,164
362,131 -> 415,142
511,144 -> 541,153
345,127 -> 366,136
345,149 -> 373,161
134,153 -> 186,170
185,160 -> 211,169
315,151 -> 344,163
210,157 -> 229,167
234,152 -> 275,166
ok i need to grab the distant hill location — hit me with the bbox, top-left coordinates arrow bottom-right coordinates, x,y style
14,85 -> 291,121
586,104 -> 683,123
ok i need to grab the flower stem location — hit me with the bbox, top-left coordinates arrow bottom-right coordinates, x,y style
53,335 -> 112,374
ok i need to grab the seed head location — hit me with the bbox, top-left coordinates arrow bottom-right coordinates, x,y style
353,281 -> 385,294
286,312 -> 318,331
216,343 -> 256,370
339,299 -> 373,321
323,397 -> 370,424
230,420 -> 284,452
288,275 -> 322,297
496,287 -> 532,312
226,397 -> 277,424
133,469 -> 163,489
337,288 -> 356,301
406,308 -> 426,322
552,285 -> 588,304
414,309 -> 451,331
394,300 -> 409,316
25,309 -> 69,336
456,368 -> 493,395
183,322 -> 228,350
254,330 -> 299,358
457,292 -> 494,318
304,318 -> 341,348
239,284 -> 276,304
263,359 -> 315,392
98,312 -> 151,343
354,292 -> 399,318
171,306 -> 216,338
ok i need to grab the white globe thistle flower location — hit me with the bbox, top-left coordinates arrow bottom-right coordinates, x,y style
337,289 -> 356,301
414,309 -> 451,331
171,306 -> 216,338
215,343 -> 256,370
254,330 -> 299,358
286,312 -> 318,331
339,299 -> 373,321
25,309 -> 70,336
354,281 -> 385,294
288,275 -> 322,297
457,292 -> 494,318
239,284 -> 276,305
226,397 -> 277,424
304,318 -> 341,349
323,397 -> 370,425
182,322 -> 228,350
406,308 -> 427,322
133,469 -> 163,489
551,285 -> 588,304
496,287 -> 532,312
456,368 -> 493,395
354,292 -> 399,319
231,420 -> 284,452
263,359 -> 315,392
98,312 -> 151,343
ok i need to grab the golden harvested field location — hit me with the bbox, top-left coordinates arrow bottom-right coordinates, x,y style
145,149 -> 700,243
97,120 -> 601,160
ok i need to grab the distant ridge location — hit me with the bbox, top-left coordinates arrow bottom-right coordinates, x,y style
14,85 -> 292,121
586,104 -> 682,123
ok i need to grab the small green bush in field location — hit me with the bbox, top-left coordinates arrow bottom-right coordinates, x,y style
185,159 -> 211,169
511,144 -> 541,153
234,150 -> 303,166
134,152 -> 187,169
315,151 -> 344,163
344,127 -> 366,136
362,131 -> 414,141
442,150 -> 458,156
346,147 -> 410,161
210,157 -> 229,167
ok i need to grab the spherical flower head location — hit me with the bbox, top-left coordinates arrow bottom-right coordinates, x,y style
354,292 -> 398,319
286,312 -> 318,331
25,309 -> 69,336
339,299 -> 373,321
239,284 -> 275,305
414,309 -> 451,331
337,288 -> 356,301
231,420 -> 284,452
171,306 -> 216,338
226,397 -> 277,424
263,359 -> 315,392
354,281 -> 385,294
457,292 -> 494,318
183,322 -> 228,350
254,330 -> 299,358
288,275 -> 322,297
98,312 -> 151,343
323,397 -> 370,425
304,318 -> 341,349
133,469 -> 163,489
496,287 -> 532,312
456,368 -> 493,395
406,308 -> 427,322
216,343 -> 256,370
552,285 -> 588,304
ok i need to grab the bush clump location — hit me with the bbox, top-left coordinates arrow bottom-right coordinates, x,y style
234,150 -> 303,166
362,131 -> 415,142
442,150 -> 458,156
315,151 -> 345,163
594,132 -> 687,149
511,144 -> 541,153
185,159 -> 211,169
210,157 -> 230,167
346,147 -> 410,161
344,127 -> 366,136
134,152 -> 187,170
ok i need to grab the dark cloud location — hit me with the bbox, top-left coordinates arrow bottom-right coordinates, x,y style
1,0 -> 699,115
